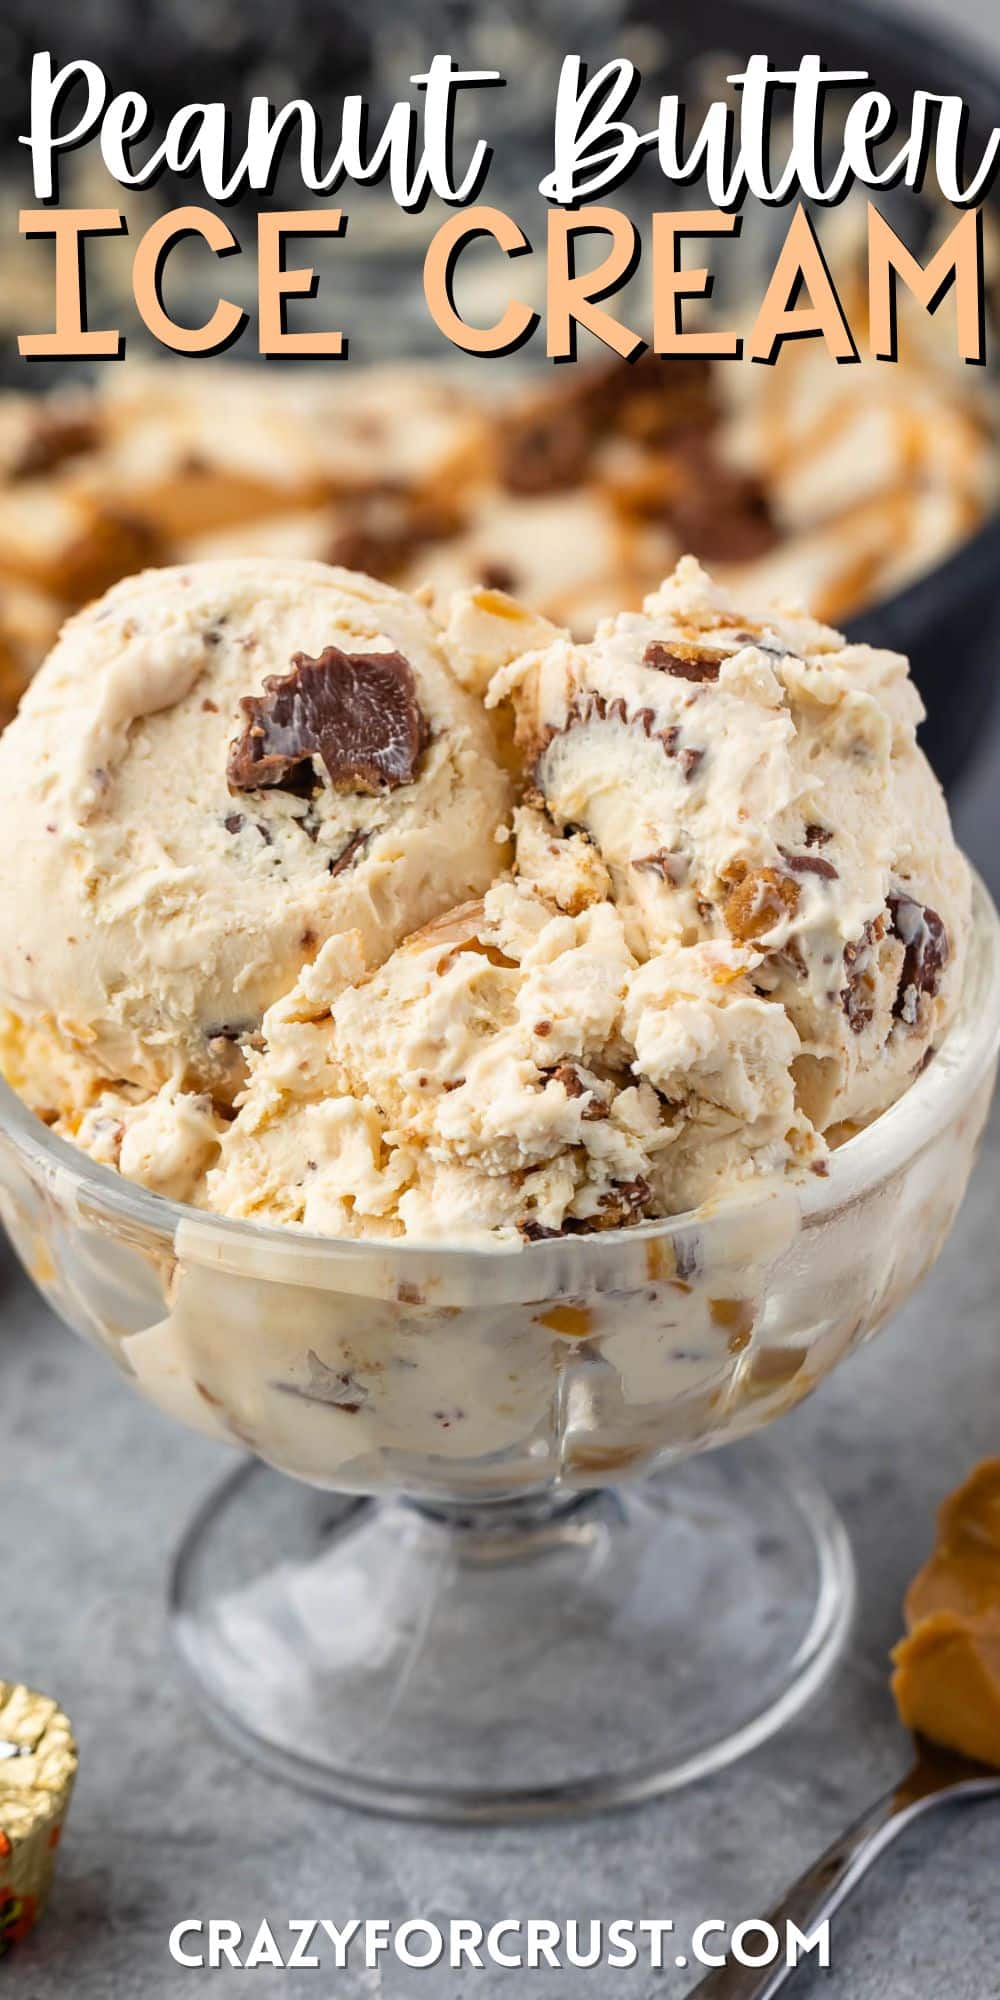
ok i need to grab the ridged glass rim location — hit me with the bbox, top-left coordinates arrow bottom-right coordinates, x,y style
0,869 -> 996,1282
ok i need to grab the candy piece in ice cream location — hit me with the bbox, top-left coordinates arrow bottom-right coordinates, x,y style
0,559 -> 510,1098
227,646 -> 427,794
892,1461 -> 1000,1769
483,554 -> 970,1136
887,890 -> 949,1024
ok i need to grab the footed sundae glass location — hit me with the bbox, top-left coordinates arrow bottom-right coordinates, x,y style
0,874 -> 996,1822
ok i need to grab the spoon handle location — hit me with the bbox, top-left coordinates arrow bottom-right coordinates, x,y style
686,1782 -> 926,1998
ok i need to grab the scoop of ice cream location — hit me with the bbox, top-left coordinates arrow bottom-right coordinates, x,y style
487,556 -> 970,1134
0,558 -> 509,1096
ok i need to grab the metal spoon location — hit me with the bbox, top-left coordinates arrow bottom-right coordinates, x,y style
689,1739 -> 1000,1998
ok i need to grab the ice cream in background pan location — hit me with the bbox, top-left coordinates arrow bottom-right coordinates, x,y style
0,555 -> 969,1245
0,329 -> 993,725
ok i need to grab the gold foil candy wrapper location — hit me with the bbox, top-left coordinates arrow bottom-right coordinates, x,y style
0,1680 -> 77,1956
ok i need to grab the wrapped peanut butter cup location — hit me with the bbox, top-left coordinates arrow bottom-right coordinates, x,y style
0,1681 -> 77,1955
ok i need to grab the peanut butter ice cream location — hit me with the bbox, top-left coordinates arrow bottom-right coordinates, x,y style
0,554 -> 971,1243
0,331 -> 993,734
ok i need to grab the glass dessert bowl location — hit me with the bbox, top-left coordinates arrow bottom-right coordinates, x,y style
1,873 -> 997,1822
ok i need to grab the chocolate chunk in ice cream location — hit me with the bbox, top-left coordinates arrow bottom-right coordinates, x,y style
642,641 -> 721,682
550,1062 -> 610,1118
888,891 -> 949,1021
228,647 -> 427,796
779,848 -> 839,880
596,1177 -> 652,1227
327,830 -> 371,877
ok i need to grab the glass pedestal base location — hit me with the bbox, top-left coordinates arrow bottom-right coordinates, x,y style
169,1439 -> 854,1822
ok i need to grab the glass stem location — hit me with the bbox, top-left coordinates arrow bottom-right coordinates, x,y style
405,1487 -> 615,1559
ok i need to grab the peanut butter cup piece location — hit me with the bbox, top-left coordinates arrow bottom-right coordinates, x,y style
228,647 -> 427,796
888,891 -> 949,1020
642,640 -> 721,682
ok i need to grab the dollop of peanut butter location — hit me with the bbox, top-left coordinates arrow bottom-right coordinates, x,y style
891,1459 -> 1000,1767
